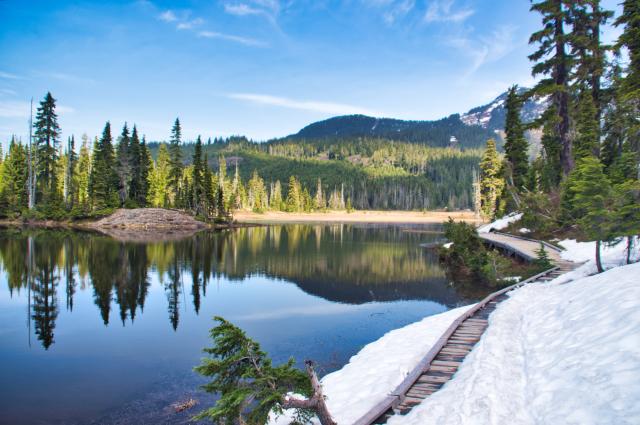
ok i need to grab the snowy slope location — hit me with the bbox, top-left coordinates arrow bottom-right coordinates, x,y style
477,212 -> 522,233
270,306 -> 473,425
390,262 -> 640,425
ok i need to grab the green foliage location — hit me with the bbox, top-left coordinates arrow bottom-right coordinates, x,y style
534,243 -> 553,269
194,317 -> 311,424
440,219 -> 507,286
479,139 -> 504,218
89,122 -> 119,211
503,85 -> 529,189
34,92 -> 61,203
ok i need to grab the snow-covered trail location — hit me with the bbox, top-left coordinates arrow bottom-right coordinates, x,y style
391,262 -> 640,425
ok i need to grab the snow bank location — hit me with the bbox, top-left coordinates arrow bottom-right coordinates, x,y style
391,262 -> 640,425
270,305 -> 473,425
477,212 -> 523,233
553,237 -> 640,284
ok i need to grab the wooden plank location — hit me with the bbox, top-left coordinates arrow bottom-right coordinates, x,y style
431,360 -> 461,367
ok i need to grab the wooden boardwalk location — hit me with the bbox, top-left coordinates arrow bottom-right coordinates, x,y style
354,233 -> 579,425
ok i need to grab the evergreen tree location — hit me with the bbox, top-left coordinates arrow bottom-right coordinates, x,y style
116,123 -> 131,205
128,126 -> 144,206
76,135 -> 92,208
572,156 -> 616,272
601,61 -> 628,170
140,136 -> 152,206
33,92 -> 61,202
612,179 -> 640,264
89,122 -> 118,210
203,153 -> 215,216
314,178 -> 325,210
168,118 -> 183,204
614,0 -> 640,155
248,170 -> 268,212
479,139 -> 504,218
286,176 -> 303,212
192,136 -> 204,215
568,1 -> 612,126
0,138 -> 28,214
64,135 -> 77,209
195,318 -> 336,425
529,0 -> 574,177
503,86 -> 529,189
150,144 -> 171,207
270,180 -> 283,211
574,89 -> 600,158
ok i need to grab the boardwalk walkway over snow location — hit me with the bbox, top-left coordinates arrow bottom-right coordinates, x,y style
353,232 -> 580,425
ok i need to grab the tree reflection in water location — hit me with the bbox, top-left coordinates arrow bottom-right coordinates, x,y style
0,224 -> 489,349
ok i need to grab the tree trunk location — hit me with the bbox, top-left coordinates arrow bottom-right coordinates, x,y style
595,240 -> 603,273
281,361 -> 336,425
627,236 -> 633,265
553,0 -> 573,176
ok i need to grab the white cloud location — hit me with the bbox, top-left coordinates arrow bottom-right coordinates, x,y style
223,0 -> 281,25
176,17 -> 204,30
0,71 -> 24,80
383,0 -> 415,25
424,0 -> 474,23
228,93 -> 384,116
158,10 -> 177,22
449,25 -> 518,78
198,31 -> 267,47
224,3 -> 263,16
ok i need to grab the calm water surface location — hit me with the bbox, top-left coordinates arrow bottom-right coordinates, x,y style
0,223 -> 488,425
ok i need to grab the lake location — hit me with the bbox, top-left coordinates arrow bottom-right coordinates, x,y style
0,223 -> 488,425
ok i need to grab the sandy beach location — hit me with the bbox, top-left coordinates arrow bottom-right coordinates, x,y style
233,210 -> 483,224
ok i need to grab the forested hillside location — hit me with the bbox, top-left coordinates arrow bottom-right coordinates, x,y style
286,90 -> 547,148
148,137 -> 482,211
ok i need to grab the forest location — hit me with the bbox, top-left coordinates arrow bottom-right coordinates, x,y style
0,98 -> 484,219
473,0 -> 639,273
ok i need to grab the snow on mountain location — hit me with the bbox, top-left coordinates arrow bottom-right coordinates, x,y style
460,89 -> 549,130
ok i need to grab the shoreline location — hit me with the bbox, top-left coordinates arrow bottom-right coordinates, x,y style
233,210 -> 483,224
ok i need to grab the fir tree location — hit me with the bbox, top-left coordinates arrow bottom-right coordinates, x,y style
529,0 -> 574,177
503,86 -> 529,189
33,92 -> 61,202
0,138 -> 28,214
195,317 -> 335,425
534,243 -> 553,269
270,180 -> 283,211
192,136 -> 204,215
612,179 -> 640,264
76,135 -> 92,208
168,118 -> 183,204
314,178 -> 325,210
614,0 -> 640,155
150,144 -> 171,207
479,139 -> 504,218
203,153 -> 215,216
572,156 -> 616,272
128,126 -> 144,206
89,122 -> 118,210
116,123 -> 131,206
286,176 -> 303,212
64,135 -> 77,209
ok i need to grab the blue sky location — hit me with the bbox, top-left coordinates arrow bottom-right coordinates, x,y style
0,0 -> 623,146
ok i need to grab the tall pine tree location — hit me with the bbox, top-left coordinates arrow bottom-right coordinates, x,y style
89,122 -> 118,211
503,85 -> 529,189
529,0 -> 574,177
168,118 -> 183,204
33,92 -> 61,203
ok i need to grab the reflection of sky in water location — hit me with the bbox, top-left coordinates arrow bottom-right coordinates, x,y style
0,224 -> 481,425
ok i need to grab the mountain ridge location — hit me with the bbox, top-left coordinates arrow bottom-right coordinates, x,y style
286,89 -> 548,149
